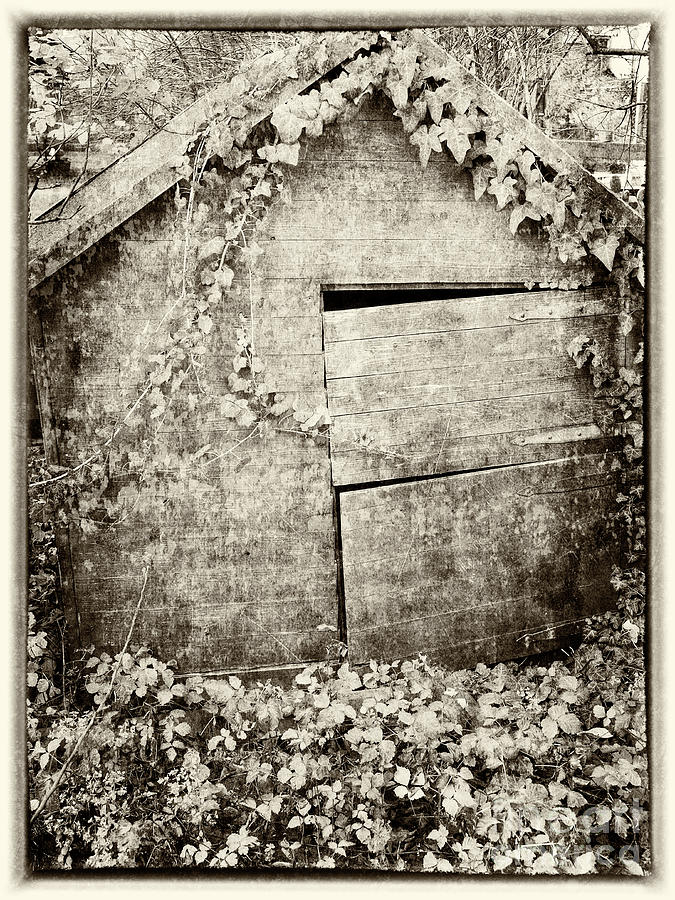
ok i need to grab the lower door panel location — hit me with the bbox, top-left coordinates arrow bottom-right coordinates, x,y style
338,453 -> 618,668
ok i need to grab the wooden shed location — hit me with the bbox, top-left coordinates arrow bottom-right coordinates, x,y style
28,30 -> 644,677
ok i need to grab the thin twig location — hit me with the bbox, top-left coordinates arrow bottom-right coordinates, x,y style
30,566 -> 149,824
53,31 -> 95,219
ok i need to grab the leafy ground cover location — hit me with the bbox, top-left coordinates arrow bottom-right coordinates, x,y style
27,444 -> 648,874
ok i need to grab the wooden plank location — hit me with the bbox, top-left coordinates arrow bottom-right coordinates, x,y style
264,197 -> 575,245
256,237 -> 592,285
324,286 -> 615,343
329,395 -> 613,484
267,196 -> 500,241
339,453 -> 619,668
325,315 -> 620,380
327,364 -> 588,417
285,158 -> 494,201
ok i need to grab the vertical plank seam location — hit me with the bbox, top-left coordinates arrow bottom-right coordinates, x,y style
321,285 -> 348,647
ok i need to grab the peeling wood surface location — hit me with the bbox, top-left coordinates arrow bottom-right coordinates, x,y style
324,288 -> 622,484
339,453 -> 619,668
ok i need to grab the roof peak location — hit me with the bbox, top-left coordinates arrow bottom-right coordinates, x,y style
28,28 -> 643,290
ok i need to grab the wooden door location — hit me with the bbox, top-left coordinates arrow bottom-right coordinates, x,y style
323,286 -> 622,667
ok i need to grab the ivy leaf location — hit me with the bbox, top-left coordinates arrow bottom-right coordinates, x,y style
394,766 -> 411,787
251,180 -> 272,199
198,236 -> 226,261
149,387 -> 166,419
424,83 -> 455,124
409,124 -> 443,169
557,713 -> 582,735
484,134 -> 521,179
589,232 -> 620,271
239,241 -> 264,264
423,68 -> 473,115
551,200 -> 567,229
623,860 -> 644,876
228,373 -> 249,393
394,103 -> 425,134
320,81 -> 346,109
551,230 -> 587,264
586,727 -> 614,738
390,44 -> 418,92
515,149 -> 539,185
448,89 -> 473,116
509,202 -> 542,235
428,824 -> 449,849
526,181 -> 566,228
258,141 -> 300,166
531,852 -> 558,874
388,78 -> 410,110
472,163 -> 496,200
541,716 -> 558,740
216,266 -> 235,290
487,175 -> 519,210
288,91 -> 320,120
221,147 -> 252,170
337,663 -> 361,690
438,114 -> 478,164
270,103 -> 305,143
236,407 -> 257,429
304,116 -> 323,139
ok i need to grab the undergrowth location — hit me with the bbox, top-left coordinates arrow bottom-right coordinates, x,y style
27,445 -> 648,874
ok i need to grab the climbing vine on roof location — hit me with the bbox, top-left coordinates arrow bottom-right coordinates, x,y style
31,29 -> 644,543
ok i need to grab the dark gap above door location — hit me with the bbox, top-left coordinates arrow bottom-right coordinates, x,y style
323,285 -> 529,312
334,456 -> 569,494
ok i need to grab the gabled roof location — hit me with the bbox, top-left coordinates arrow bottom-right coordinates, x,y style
28,28 -> 644,291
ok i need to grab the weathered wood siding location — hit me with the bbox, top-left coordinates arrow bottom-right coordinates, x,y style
324,286 -> 622,484
30,203 -> 336,674
30,89 -> 618,673
339,454 -> 618,667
